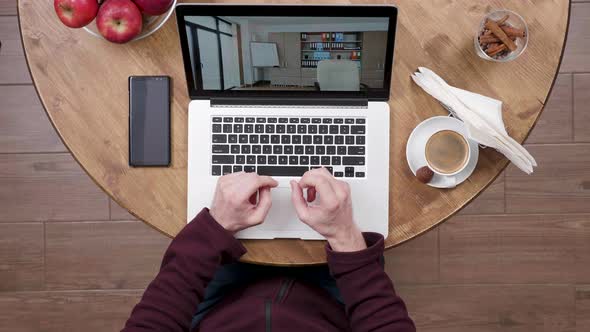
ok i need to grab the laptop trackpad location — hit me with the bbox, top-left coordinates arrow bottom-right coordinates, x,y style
264,187 -> 309,231
236,187 -> 322,238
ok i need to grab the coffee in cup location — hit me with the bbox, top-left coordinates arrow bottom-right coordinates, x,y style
424,130 -> 470,176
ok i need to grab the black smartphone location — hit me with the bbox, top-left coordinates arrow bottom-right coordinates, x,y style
129,76 -> 171,167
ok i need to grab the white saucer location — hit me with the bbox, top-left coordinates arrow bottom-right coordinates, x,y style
406,116 -> 479,189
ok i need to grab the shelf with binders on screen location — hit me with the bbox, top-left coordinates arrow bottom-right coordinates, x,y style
300,32 -> 363,68
301,58 -> 361,68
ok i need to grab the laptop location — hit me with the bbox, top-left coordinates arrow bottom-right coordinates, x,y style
176,4 -> 397,239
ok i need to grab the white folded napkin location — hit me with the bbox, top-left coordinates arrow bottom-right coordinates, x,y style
411,67 -> 537,174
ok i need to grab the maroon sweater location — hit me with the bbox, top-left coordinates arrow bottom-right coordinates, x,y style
122,208 -> 415,332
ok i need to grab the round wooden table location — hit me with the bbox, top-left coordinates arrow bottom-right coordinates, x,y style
18,0 -> 569,265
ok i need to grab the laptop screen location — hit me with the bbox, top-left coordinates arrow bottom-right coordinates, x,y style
176,5 -> 397,101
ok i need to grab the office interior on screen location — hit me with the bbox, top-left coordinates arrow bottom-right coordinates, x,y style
184,16 -> 389,92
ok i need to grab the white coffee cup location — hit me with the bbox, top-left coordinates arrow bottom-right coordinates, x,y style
424,129 -> 471,177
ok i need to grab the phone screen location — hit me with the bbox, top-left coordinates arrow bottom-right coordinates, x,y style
129,76 -> 170,166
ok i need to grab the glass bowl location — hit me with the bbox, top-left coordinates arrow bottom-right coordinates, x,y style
83,0 -> 177,43
474,9 -> 528,62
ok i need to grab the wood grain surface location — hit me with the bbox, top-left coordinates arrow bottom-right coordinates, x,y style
439,214 -> 590,284
384,228 -> 439,284
397,284 -> 575,331
527,74 -> 573,143
0,85 -> 65,153
0,290 -> 142,332
0,154 -> 109,222
506,144 -> 590,214
0,17 -> 30,84
574,73 -> 590,141
45,221 -> 170,290
561,2 -> 590,72
17,0 -> 569,265
0,223 -> 43,291
0,0 -> 16,15
578,286 -> 590,331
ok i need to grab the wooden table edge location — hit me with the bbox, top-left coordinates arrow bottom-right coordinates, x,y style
16,0 -> 572,265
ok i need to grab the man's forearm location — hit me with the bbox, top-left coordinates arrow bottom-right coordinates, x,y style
327,233 -> 416,332
122,208 -> 246,332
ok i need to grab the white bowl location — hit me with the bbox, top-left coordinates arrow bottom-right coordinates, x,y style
83,0 -> 177,43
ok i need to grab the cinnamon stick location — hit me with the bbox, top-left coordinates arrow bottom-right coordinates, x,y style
500,25 -> 526,38
485,19 -> 517,51
480,35 -> 500,43
485,43 -> 505,55
485,43 -> 500,51
496,14 -> 509,25
479,35 -> 517,44
487,44 -> 507,57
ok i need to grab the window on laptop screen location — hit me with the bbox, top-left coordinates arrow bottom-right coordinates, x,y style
183,16 -> 390,96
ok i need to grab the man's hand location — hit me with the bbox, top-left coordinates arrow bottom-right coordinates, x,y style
210,172 -> 278,233
290,168 -> 367,252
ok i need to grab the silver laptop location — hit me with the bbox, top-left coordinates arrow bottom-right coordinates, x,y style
176,4 -> 397,239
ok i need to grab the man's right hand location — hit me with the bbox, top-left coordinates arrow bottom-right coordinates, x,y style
290,168 -> 367,252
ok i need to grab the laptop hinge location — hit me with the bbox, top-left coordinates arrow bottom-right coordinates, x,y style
210,97 -> 368,108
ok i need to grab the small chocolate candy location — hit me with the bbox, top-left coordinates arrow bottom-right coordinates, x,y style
416,166 -> 434,184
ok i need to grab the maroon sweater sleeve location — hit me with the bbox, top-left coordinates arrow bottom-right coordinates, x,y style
121,208 -> 246,332
327,233 -> 416,332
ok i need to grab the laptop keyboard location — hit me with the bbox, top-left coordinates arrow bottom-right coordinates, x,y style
210,116 -> 366,178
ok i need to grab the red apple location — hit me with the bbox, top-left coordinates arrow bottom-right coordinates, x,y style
132,0 -> 173,16
54,0 -> 98,28
96,0 -> 142,44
